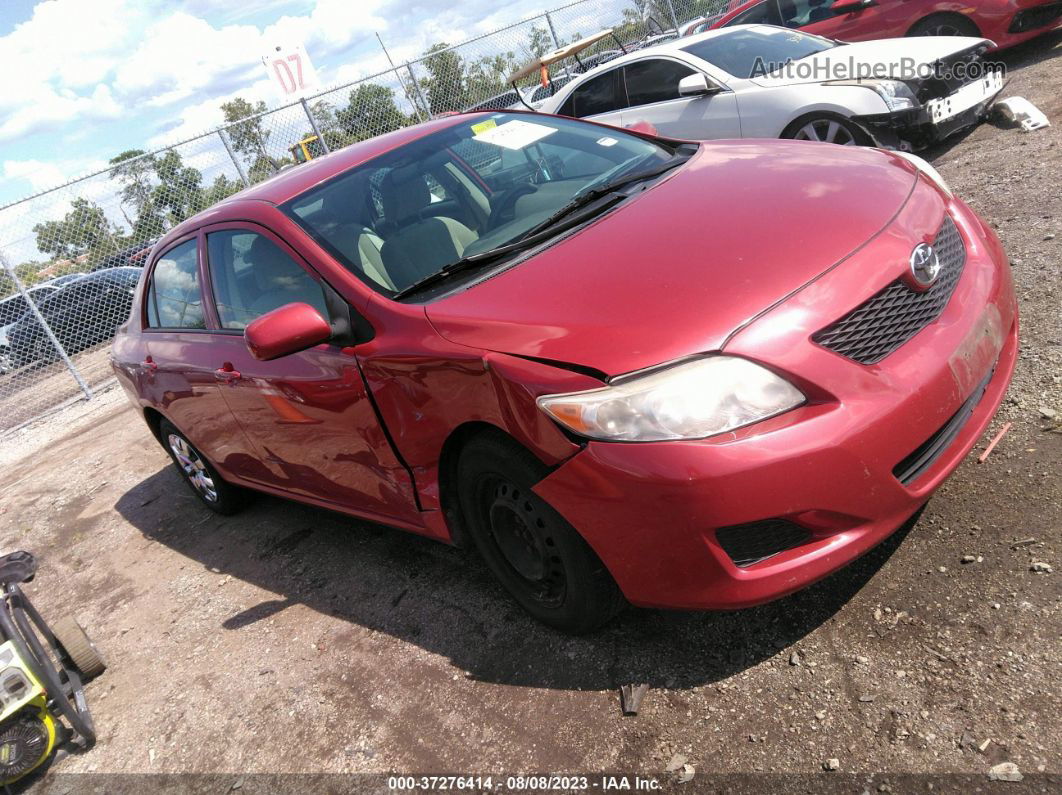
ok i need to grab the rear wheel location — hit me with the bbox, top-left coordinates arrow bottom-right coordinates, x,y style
457,432 -> 625,633
51,616 -> 106,681
159,419 -> 245,514
783,115 -> 867,146
908,13 -> 980,38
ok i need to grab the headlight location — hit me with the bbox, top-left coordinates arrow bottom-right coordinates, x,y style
890,150 -> 953,197
829,79 -> 919,112
537,356 -> 805,442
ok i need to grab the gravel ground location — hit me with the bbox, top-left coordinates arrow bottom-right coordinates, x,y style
0,31 -> 1059,794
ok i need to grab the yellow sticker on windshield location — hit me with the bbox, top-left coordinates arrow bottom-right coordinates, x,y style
471,119 -> 498,135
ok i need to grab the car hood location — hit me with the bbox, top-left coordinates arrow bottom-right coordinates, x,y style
750,36 -> 990,88
425,140 -> 916,376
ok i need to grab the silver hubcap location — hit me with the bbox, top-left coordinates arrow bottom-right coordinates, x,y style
794,119 -> 857,146
167,433 -> 218,502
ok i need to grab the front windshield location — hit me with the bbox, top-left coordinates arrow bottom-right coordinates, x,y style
283,113 -> 676,297
681,26 -> 836,79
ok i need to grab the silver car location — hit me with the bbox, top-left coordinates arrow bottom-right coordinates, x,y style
537,24 -> 1004,150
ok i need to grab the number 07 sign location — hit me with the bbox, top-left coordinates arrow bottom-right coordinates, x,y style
261,43 -> 320,100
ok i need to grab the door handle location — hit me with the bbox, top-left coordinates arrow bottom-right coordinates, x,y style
142,358 -> 157,371
215,365 -> 241,382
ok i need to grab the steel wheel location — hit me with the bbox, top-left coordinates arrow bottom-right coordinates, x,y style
792,118 -> 858,146
457,431 -> 624,633
168,432 -> 219,503
484,478 -> 566,608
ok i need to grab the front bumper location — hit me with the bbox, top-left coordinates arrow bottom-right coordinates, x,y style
995,2 -> 1062,48
534,195 -> 1017,610
855,74 -> 1006,151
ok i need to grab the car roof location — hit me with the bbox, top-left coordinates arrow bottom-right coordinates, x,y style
544,25 -> 756,99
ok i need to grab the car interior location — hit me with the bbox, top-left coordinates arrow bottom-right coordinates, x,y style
284,118 -> 655,296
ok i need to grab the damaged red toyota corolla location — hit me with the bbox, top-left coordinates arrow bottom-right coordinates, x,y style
111,112 -> 1017,632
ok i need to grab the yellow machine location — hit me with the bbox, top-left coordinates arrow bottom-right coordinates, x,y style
0,552 -> 104,785
289,135 -> 326,163
0,642 -> 59,782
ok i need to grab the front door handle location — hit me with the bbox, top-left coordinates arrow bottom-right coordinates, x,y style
215,365 -> 241,382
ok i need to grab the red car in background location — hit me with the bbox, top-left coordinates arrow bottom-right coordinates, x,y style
705,0 -> 1062,49
112,112 -> 1017,632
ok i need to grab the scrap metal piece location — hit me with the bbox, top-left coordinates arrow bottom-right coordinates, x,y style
619,683 -> 649,715
994,97 -> 1050,132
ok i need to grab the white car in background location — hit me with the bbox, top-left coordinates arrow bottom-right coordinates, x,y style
537,25 -> 1004,150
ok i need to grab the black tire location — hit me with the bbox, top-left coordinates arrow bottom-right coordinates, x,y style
456,432 -> 625,633
782,113 -> 870,147
908,13 -> 980,38
159,419 -> 246,515
51,615 -> 106,681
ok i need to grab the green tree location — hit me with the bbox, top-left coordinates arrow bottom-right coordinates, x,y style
337,84 -> 408,141
204,174 -> 244,206
220,97 -> 277,172
464,52 -> 520,107
108,149 -> 157,216
526,26 -> 554,59
421,43 -> 467,114
32,198 -> 118,260
151,151 -> 205,226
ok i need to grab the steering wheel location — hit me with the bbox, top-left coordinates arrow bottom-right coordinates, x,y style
487,183 -> 538,228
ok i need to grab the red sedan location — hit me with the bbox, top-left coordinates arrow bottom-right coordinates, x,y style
111,112 -> 1017,632
707,0 -> 1062,50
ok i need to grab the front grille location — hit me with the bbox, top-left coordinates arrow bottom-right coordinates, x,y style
1010,2 -> 1062,33
813,216 -> 965,365
893,365 -> 995,485
715,520 -> 811,568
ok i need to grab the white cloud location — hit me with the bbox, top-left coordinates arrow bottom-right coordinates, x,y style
2,157 -> 109,196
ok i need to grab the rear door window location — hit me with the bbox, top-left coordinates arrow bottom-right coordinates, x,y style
145,240 -> 205,329
559,69 -> 627,117
623,59 -> 698,107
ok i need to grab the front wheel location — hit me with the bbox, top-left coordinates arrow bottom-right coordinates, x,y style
783,115 -> 868,146
908,13 -> 980,38
159,419 -> 245,514
457,432 -> 625,633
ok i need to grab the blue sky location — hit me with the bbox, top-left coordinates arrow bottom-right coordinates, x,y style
0,0 -> 615,212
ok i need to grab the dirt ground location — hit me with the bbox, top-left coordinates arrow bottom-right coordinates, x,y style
1,31 -> 1060,794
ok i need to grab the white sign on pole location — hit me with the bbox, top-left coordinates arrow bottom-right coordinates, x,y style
261,43 -> 320,100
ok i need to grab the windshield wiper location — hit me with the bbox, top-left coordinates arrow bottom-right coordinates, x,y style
516,153 -> 692,242
392,152 -> 691,300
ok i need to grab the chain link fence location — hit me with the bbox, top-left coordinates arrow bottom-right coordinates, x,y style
0,0 -> 733,432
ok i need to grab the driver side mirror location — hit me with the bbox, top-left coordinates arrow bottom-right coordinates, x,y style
831,0 -> 875,12
678,74 -> 721,97
245,302 -> 332,361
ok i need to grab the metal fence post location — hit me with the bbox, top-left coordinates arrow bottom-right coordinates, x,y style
218,129 -> 250,187
299,97 -> 330,154
103,223 -> 123,254
0,252 -> 92,400
406,62 -> 432,120
544,11 -> 561,48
